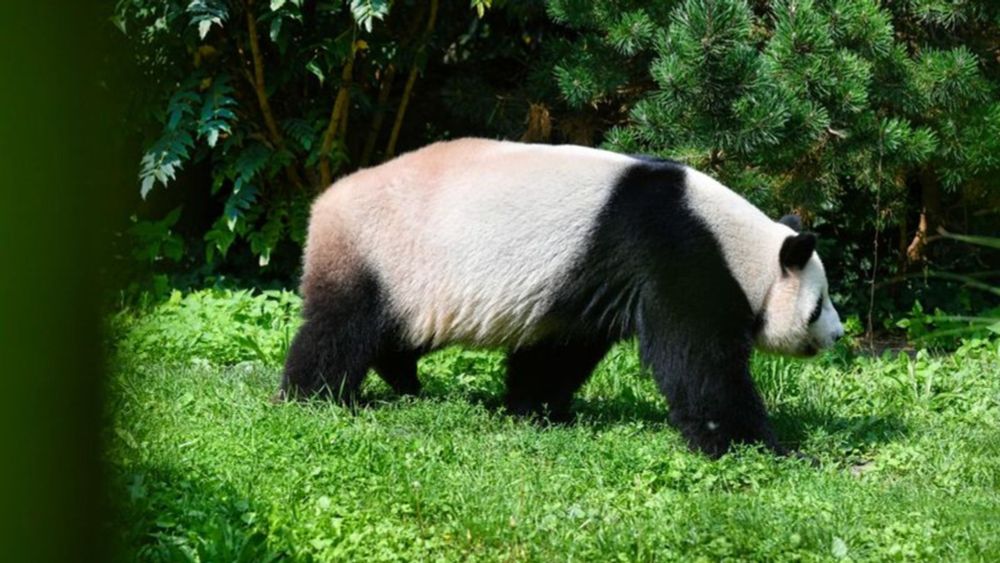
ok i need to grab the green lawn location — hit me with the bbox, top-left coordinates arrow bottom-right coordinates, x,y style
108,291 -> 1000,561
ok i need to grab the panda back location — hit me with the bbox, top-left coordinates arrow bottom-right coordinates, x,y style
308,139 -> 634,347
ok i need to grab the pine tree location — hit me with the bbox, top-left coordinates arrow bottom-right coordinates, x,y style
543,0 -> 1000,312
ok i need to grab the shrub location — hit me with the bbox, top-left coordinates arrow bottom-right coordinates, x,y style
112,288 -> 302,366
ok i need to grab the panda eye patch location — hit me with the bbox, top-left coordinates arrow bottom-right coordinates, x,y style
808,295 -> 823,324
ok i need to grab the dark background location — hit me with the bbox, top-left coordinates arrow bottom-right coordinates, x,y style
0,2 -> 119,560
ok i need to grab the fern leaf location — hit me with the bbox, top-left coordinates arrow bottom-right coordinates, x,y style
198,74 -> 238,148
224,184 -> 259,231
350,0 -> 390,32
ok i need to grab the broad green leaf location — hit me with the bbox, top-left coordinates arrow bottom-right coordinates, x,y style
224,184 -> 259,231
350,0 -> 390,32
938,229 -> 1000,250
472,0 -> 492,18
306,60 -> 325,85
270,17 -> 282,43
187,0 -> 228,39
140,175 -> 156,200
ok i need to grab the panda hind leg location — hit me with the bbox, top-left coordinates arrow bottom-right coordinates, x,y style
504,339 -> 611,422
281,279 -> 384,403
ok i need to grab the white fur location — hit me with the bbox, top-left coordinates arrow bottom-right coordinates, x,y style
325,139 -> 634,347
682,168 -> 843,355
807,261 -> 844,349
757,255 -> 843,355
682,168 -> 792,312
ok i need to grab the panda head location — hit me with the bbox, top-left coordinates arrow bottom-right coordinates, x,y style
755,215 -> 845,357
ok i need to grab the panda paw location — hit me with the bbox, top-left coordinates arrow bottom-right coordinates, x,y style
674,416 -> 792,460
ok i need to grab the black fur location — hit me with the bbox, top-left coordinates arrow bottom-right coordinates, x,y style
282,271 -> 413,401
504,339 -> 612,422
778,214 -> 803,232
373,348 -> 423,396
779,232 -> 817,271
807,295 -> 824,324
548,159 -> 783,456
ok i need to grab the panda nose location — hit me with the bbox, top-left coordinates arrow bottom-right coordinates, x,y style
833,326 -> 845,341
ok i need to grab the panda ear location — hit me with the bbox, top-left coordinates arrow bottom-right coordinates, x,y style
778,214 -> 803,232
779,232 -> 817,271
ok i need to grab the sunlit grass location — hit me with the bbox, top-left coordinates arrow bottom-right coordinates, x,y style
107,291 -> 1000,560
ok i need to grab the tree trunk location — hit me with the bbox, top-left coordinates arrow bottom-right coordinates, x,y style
519,103 -> 552,142
359,65 -> 396,167
244,0 -> 303,190
906,168 -> 942,263
384,0 -> 439,161
318,46 -> 357,187
897,211 -> 909,274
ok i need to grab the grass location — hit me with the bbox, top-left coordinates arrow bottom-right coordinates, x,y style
108,290 -> 1000,561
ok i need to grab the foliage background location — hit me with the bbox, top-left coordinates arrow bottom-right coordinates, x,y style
113,0 -> 998,339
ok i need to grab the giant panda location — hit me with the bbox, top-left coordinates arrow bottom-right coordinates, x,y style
282,138 -> 844,457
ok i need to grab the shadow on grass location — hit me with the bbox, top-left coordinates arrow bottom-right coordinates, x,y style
110,463 -> 289,562
770,403 -> 909,452
313,366 -> 909,457
571,394 -> 670,428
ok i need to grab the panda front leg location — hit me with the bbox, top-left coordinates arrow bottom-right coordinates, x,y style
638,327 -> 782,457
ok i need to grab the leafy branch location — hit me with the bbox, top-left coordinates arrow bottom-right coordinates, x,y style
243,0 -> 303,189
318,36 -> 359,187
385,0 -> 439,160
